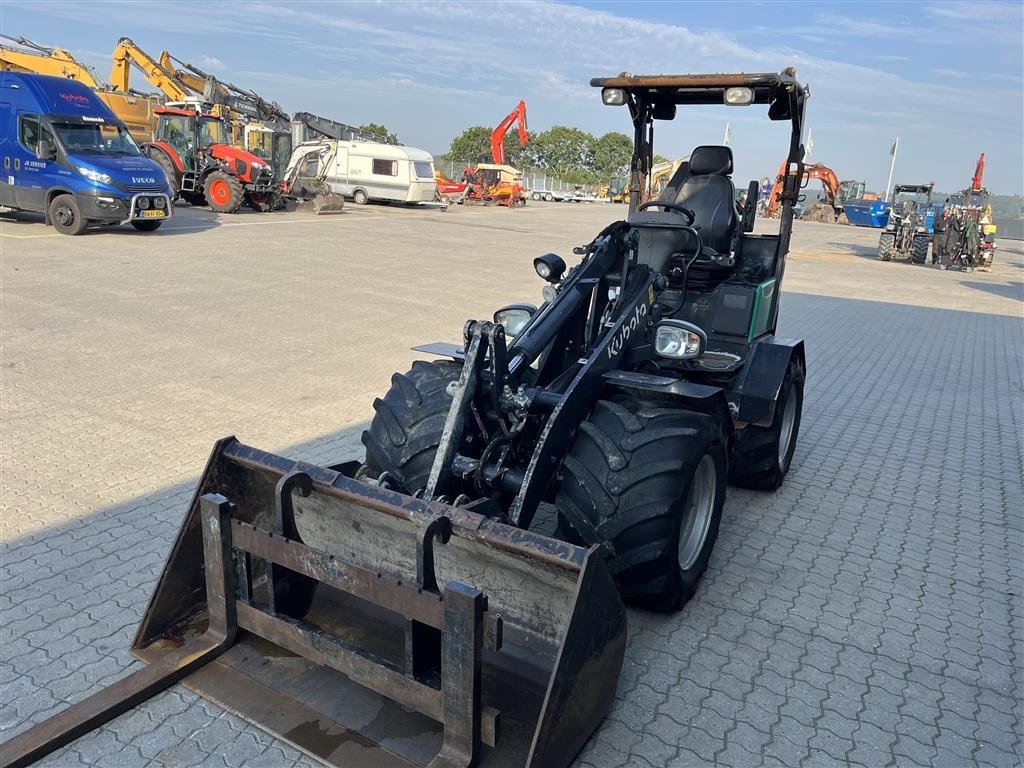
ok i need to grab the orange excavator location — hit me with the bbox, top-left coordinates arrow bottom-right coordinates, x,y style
764,160 -> 871,223
463,100 -> 529,207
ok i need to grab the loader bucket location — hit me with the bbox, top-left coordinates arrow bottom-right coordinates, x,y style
2,437 -> 625,768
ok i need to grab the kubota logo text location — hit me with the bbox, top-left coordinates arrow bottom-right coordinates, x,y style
607,301 -> 648,360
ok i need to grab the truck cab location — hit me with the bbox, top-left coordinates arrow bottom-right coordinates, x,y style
0,72 -> 173,234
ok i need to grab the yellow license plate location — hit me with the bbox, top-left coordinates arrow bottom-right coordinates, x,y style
141,209 -> 165,218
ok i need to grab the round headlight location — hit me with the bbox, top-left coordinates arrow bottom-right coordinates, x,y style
154,196 -> 166,209
138,197 -> 150,209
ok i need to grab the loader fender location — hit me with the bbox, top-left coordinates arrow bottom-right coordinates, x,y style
733,337 -> 805,426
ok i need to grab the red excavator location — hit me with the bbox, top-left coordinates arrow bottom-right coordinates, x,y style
764,161 -> 871,222
463,100 -> 529,207
144,105 -> 277,213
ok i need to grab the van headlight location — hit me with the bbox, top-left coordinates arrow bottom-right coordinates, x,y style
654,320 -> 707,360
77,166 -> 112,184
494,304 -> 536,336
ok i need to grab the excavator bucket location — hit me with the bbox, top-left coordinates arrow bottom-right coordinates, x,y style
312,191 -> 345,215
1,438 -> 626,768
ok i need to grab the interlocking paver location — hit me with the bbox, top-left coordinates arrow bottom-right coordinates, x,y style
2,206 -> 1022,767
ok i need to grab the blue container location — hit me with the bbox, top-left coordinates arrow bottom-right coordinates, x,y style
843,198 -> 889,228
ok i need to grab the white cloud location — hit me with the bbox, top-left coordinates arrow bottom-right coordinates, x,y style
932,68 -> 970,80
198,55 -> 224,69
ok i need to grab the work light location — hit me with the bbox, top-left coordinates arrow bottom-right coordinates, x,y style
654,320 -> 707,360
601,88 -> 626,106
724,87 -> 754,106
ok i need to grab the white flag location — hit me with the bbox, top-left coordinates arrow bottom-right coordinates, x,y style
890,138 -> 898,156
723,121 -> 732,146
806,128 -> 814,158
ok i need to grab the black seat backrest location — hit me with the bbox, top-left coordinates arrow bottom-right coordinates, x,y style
660,145 -> 738,256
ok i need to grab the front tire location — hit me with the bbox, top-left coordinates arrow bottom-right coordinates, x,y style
730,356 -> 804,490
352,189 -> 369,205
556,398 -> 727,611
131,220 -> 162,232
48,194 -> 88,235
876,233 -> 895,260
362,360 -> 462,494
150,151 -> 180,199
204,171 -> 243,213
911,234 -> 930,264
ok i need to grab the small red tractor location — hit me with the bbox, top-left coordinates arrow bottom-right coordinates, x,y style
143,105 -> 277,213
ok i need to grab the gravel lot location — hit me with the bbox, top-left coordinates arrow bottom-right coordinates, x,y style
2,200 -> 1022,767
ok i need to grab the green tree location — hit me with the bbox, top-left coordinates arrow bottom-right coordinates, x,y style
653,153 -> 670,165
529,126 -> 596,176
593,132 -> 633,177
359,123 -> 399,144
446,125 -> 529,167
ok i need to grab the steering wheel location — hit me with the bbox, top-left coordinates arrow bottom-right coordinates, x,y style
639,200 -> 696,225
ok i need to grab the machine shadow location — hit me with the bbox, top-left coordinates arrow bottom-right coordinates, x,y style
958,280 -> 1023,302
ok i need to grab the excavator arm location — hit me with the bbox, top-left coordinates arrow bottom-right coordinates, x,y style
490,100 -> 528,165
109,37 -> 190,102
971,152 -> 985,192
0,34 -> 100,87
765,161 -> 840,217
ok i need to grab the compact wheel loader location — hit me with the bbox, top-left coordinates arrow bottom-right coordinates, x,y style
2,71 -> 809,768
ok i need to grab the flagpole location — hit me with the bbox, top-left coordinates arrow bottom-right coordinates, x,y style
885,137 -> 899,201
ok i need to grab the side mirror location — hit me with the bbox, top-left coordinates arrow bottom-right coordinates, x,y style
36,139 -> 57,161
742,180 -> 758,232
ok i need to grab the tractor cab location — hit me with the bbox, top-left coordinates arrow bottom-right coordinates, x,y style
154,106 -> 228,172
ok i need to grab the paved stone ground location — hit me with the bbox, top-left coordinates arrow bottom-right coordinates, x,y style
2,202 -> 1022,767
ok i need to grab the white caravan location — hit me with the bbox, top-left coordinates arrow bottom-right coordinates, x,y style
284,140 -> 436,205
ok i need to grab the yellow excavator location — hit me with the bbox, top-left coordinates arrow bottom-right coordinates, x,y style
0,34 -> 163,143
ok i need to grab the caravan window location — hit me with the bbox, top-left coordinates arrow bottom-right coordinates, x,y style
413,161 -> 433,179
372,159 -> 398,176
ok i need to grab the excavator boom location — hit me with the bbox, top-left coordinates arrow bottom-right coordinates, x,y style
109,37 -> 190,102
491,100 -> 528,165
0,33 -> 100,88
971,152 -> 985,192
765,161 -> 841,217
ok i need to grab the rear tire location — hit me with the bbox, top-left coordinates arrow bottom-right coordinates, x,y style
556,398 -> 727,611
876,233 -> 895,260
362,360 -> 462,494
131,220 -> 162,232
729,356 -> 804,490
150,150 -> 180,199
48,194 -> 88,235
911,234 -> 930,264
204,170 -> 243,213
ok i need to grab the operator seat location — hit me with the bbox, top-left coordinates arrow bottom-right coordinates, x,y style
660,145 -> 738,260
627,145 -> 739,274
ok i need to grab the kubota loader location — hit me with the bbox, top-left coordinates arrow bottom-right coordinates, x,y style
2,70 -> 809,768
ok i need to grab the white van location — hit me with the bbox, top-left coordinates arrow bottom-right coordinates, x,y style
284,140 -> 436,205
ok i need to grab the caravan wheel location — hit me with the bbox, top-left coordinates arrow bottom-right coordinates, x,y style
353,189 -> 369,205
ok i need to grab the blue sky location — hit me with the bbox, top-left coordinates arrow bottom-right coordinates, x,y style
3,0 -> 1022,194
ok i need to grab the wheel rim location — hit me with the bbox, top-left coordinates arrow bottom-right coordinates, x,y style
54,203 -> 75,227
677,454 -> 717,572
208,179 -> 231,206
777,384 -> 797,468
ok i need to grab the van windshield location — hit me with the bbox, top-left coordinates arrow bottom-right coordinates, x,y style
51,121 -> 140,156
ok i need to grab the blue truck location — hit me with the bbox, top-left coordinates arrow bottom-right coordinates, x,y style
0,72 -> 173,235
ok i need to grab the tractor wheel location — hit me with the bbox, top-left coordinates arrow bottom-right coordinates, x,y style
876,233 -> 895,260
362,360 -> 462,495
911,234 -> 930,264
556,398 -> 727,611
150,151 -> 180,198
48,194 -> 89,236
352,189 -> 369,205
204,171 -> 244,213
130,220 -> 163,232
729,356 -> 804,490
181,191 -> 207,207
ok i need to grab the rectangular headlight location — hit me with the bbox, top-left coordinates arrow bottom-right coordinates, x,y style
724,87 -> 754,106
602,88 -> 626,106
654,321 -> 707,359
